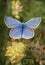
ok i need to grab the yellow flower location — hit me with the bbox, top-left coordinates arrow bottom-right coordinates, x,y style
5,42 -> 26,64
15,15 -> 20,19
12,0 -> 23,11
11,0 -> 23,19
11,1 -> 16,8
12,10 -> 19,15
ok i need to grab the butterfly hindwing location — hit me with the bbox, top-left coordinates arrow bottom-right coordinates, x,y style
4,16 -> 21,28
25,17 -> 41,29
22,26 -> 34,39
9,26 -> 22,39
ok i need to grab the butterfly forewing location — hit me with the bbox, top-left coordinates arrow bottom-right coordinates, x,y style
4,16 -> 21,28
25,17 -> 41,29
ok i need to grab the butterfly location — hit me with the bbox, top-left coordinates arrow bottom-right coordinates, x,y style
4,16 -> 41,39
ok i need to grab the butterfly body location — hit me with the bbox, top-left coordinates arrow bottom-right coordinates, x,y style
21,23 -> 26,34
4,16 -> 41,39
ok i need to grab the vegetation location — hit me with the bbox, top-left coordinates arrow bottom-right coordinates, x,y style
0,0 -> 45,65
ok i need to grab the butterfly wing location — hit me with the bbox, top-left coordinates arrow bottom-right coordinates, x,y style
9,26 -> 22,39
22,26 -> 34,39
4,16 -> 21,28
25,17 -> 41,29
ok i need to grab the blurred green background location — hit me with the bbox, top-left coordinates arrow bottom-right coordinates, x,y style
0,0 -> 45,65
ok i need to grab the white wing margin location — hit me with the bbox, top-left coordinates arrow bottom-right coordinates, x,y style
25,17 -> 41,29
4,16 -> 21,28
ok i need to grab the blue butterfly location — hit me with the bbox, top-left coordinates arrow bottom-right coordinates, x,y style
4,16 -> 41,39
